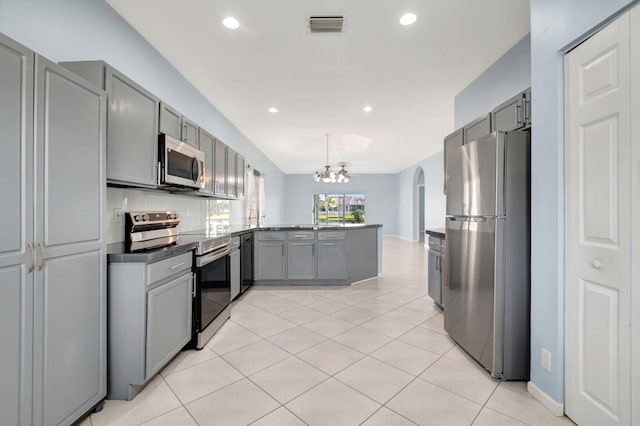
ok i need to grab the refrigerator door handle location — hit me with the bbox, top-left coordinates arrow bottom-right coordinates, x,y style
447,216 -> 489,223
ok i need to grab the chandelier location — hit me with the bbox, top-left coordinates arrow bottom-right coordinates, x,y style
313,134 -> 351,183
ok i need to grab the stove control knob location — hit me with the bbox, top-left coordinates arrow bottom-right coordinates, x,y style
134,215 -> 143,221
143,214 -> 150,221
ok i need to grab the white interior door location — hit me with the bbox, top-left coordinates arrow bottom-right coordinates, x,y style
565,11 -> 631,426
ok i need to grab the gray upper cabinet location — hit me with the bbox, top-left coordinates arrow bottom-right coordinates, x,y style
0,33 -> 34,426
183,117 -> 199,147
214,139 -> 227,197
60,60 -> 160,188
443,129 -> 463,195
159,102 -> 182,140
523,88 -> 532,127
159,102 -> 199,147
237,154 -> 245,198
464,113 -> 492,143
1,47 -> 107,426
33,54 -> 107,426
227,147 -> 237,198
199,128 -> 215,194
492,90 -> 528,132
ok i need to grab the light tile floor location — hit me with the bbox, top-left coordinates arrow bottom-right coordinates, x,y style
82,237 -> 576,426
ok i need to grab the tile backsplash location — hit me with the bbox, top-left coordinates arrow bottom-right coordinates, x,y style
106,187 -> 241,244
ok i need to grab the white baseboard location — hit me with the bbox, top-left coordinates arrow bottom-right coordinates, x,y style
527,381 -> 564,416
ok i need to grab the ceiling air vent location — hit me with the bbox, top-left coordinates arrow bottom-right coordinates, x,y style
309,15 -> 344,33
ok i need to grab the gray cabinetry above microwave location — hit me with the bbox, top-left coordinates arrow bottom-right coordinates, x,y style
61,60 -> 160,188
237,154 -> 246,198
227,147 -> 238,199
159,102 -> 199,147
491,88 -> 532,132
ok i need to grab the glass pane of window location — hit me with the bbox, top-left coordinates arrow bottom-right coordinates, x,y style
313,193 -> 366,225
345,193 -> 365,224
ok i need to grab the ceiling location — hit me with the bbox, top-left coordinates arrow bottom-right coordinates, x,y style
107,0 -> 530,174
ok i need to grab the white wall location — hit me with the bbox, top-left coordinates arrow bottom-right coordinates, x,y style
529,0 -> 634,404
0,0 -> 285,241
454,34 -> 531,128
283,174 -> 398,235
396,152 -> 445,241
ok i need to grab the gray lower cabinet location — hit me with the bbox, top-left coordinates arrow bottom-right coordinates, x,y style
317,242 -> 346,280
427,236 -> 444,309
109,252 -> 193,400
61,60 -> 160,188
255,241 -> 286,280
145,273 -> 193,379
287,242 -> 316,279
1,34 -> 107,426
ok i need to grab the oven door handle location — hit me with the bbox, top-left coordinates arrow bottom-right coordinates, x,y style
197,247 -> 231,267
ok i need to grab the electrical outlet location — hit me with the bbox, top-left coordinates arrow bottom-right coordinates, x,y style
541,348 -> 551,371
114,208 -> 122,224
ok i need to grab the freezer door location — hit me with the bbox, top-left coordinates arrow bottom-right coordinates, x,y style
444,217 -> 503,374
446,133 -> 505,217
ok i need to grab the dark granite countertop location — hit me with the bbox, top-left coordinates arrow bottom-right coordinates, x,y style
425,228 -> 446,239
108,224 -> 382,263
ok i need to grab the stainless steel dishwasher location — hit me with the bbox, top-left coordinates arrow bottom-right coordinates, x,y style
230,236 -> 241,301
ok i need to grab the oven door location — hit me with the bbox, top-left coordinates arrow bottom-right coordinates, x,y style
194,249 -> 231,336
160,134 -> 205,189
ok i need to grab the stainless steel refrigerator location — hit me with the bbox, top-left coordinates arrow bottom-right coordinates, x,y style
444,130 -> 530,380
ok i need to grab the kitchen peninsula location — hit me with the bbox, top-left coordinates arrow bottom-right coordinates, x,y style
252,224 -> 382,286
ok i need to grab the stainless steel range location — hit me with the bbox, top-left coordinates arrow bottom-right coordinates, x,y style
181,229 -> 233,349
125,211 -> 180,251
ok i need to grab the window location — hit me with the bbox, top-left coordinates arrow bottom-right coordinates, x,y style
313,193 -> 366,225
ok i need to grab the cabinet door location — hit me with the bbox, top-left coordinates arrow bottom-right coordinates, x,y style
492,92 -> 525,132
427,251 -> 442,304
214,139 -> 227,196
256,242 -> 285,280
230,250 -> 241,300
317,242 -> 346,280
106,68 -> 159,187
287,242 -> 315,280
443,129 -> 463,195
227,147 -> 237,198
32,55 -> 107,426
182,116 -> 199,147
237,154 -> 245,198
0,33 -> 34,426
199,129 -> 215,193
146,273 -> 193,379
464,113 -> 492,143
523,87 -> 531,126
159,102 -> 182,140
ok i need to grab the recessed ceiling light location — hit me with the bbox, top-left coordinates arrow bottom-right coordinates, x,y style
399,13 -> 417,26
363,105 -> 373,112
268,107 -> 279,113
223,17 -> 240,29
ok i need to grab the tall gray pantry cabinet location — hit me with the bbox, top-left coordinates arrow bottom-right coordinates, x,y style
0,33 -> 107,426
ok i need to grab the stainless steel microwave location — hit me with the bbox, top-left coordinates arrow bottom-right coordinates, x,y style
159,134 -> 205,189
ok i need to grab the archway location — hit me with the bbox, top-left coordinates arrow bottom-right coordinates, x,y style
413,167 -> 425,242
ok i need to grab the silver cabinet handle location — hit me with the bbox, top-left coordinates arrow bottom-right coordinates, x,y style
312,245 -> 315,256
294,234 -> 307,238
37,241 -> 45,271
282,245 -> 284,257
170,262 -> 186,270
591,258 -> 604,270
27,242 -> 36,273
